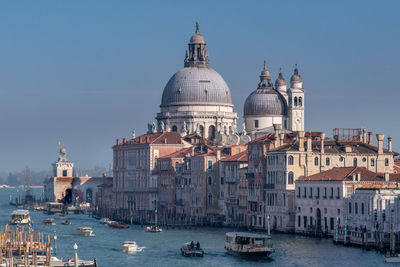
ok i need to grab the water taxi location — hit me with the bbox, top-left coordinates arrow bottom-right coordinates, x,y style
10,209 -> 30,224
43,218 -> 56,225
224,232 -> 274,257
108,221 -> 129,229
122,241 -> 144,253
75,227 -> 94,236
181,241 -> 204,257
99,218 -> 111,224
54,212 -> 66,219
61,220 -> 72,225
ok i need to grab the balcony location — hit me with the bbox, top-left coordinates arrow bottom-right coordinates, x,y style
264,184 -> 275,189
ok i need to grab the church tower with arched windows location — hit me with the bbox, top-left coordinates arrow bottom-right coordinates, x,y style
287,66 -> 305,131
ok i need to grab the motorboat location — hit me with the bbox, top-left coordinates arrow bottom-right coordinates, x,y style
74,227 -> 94,236
100,218 -> 111,224
224,232 -> 274,257
122,241 -> 145,253
18,255 -> 98,267
61,220 -> 72,225
108,221 -> 129,229
10,209 -> 30,224
146,225 -> 162,232
181,241 -> 204,257
43,218 -> 56,225
386,254 -> 400,263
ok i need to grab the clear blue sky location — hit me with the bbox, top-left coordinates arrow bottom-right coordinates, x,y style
0,0 -> 399,171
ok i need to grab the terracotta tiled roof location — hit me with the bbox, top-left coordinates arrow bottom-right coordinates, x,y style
221,150 -> 248,162
159,147 -> 194,159
117,131 -> 184,146
297,167 -> 400,182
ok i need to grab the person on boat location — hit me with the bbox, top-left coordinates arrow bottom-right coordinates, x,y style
196,241 -> 200,250
190,241 -> 194,250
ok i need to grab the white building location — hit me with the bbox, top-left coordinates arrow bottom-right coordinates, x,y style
295,167 -> 400,236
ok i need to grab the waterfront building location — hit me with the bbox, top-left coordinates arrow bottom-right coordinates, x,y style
43,146 -> 106,206
295,167 -> 400,236
265,129 -> 396,232
112,131 -> 191,222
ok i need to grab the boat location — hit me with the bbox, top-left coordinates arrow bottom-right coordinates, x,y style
74,227 -> 94,236
122,241 -> 145,253
181,241 -> 204,257
386,254 -> 400,263
224,232 -> 274,257
100,218 -> 111,224
146,225 -> 162,232
147,209 -> 162,232
108,221 -> 129,229
61,220 -> 72,225
10,209 -> 30,224
18,255 -> 98,267
43,218 -> 56,225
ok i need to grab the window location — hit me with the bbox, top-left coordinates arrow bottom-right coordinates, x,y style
361,203 -> 364,215
255,120 -> 259,129
310,216 -> 313,226
304,216 -> 307,228
310,207 -> 313,213
297,187 -> 301,198
208,125 -> 216,140
172,125 -> 177,132
330,218 -> 334,230
299,96 -> 303,106
62,170 -> 67,177
208,193 -> 213,205
309,187 -> 313,198
303,187 -> 307,198
330,188 -> 333,198
208,160 -> 213,169
288,156 -> 294,165
385,158 -> 389,167
288,172 -> 294,184
208,176 -> 212,185
199,125 -> 204,137
337,209 -> 340,215
298,216 -> 301,227
294,97 -> 298,106
220,177 -> 224,185
326,157 -> 330,166
355,202 -> 358,214
371,158 -> 375,167
314,157 -> 319,166
336,188 -> 340,199
324,187 -> 327,198
353,158 -> 357,167
316,187 -> 320,198
362,157 -> 367,162
349,202 -> 352,214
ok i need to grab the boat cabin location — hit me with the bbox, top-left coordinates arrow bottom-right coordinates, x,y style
11,210 -> 30,224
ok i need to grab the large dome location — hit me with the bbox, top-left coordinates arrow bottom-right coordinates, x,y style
161,67 -> 233,107
244,88 -> 287,116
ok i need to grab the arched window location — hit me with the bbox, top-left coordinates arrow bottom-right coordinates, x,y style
199,125 -> 204,137
385,158 -> 389,167
208,125 -> 216,140
208,176 -> 212,185
349,202 -> 352,214
371,158 -> 375,167
208,193 -> 213,205
294,97 -> 298,107
220,177 -> 224,185
288,172 -> 294,184
353,158 -> 357,167
172,125 -> 178,132
288,156 -> 294,165
314,157 -> 319,166
326,157 -> 330,166
361,203 -> 364,215
299,96 -> 303,106
355,202 -> 358,214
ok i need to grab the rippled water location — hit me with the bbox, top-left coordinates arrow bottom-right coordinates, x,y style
0,188 -> 387,266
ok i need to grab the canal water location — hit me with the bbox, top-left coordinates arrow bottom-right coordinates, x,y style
0,188 -> 387,266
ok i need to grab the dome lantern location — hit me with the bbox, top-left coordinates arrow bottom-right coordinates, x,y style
184,22 -> 209,68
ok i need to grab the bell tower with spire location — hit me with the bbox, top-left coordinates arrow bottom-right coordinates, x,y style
184,22 -> 210,68
287,65 -> 305,131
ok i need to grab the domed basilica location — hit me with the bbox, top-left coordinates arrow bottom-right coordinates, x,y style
153,23 -> 305,143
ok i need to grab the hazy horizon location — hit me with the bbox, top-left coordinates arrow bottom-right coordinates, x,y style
1,0 -> 399,172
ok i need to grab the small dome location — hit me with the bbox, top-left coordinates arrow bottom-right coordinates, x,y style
190,33 -> 205,44
161,67 -> 232,107
290,66 -> 302,83
275,71 -> 286,87
244,87 -> 287,116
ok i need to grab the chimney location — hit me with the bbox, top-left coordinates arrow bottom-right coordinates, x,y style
368,132 -> 373,145
352,173 -> 356,182
307,134 -> 312,152
216,150 -> 221,161
356,172 -> 361,181
102,172 -> 107,184
376,134 -> 384,154
384,172 -> 390,182
279,133 -> 285,147
298,131 -> 305,152
191,146 -> 195,156
320,133 -> 326,154
116,138 -> 120,145
122,138 -> 126,144
146,136 -> 149,143
273,124 -> 281,147
363,129 -> 367,143
388,136 -> 392,152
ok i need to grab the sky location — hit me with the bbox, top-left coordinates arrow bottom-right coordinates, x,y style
0,0 -> 399,172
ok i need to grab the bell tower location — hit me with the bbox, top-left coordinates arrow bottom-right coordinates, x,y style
52,144 -> 74,177
287,65 -> 305,131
